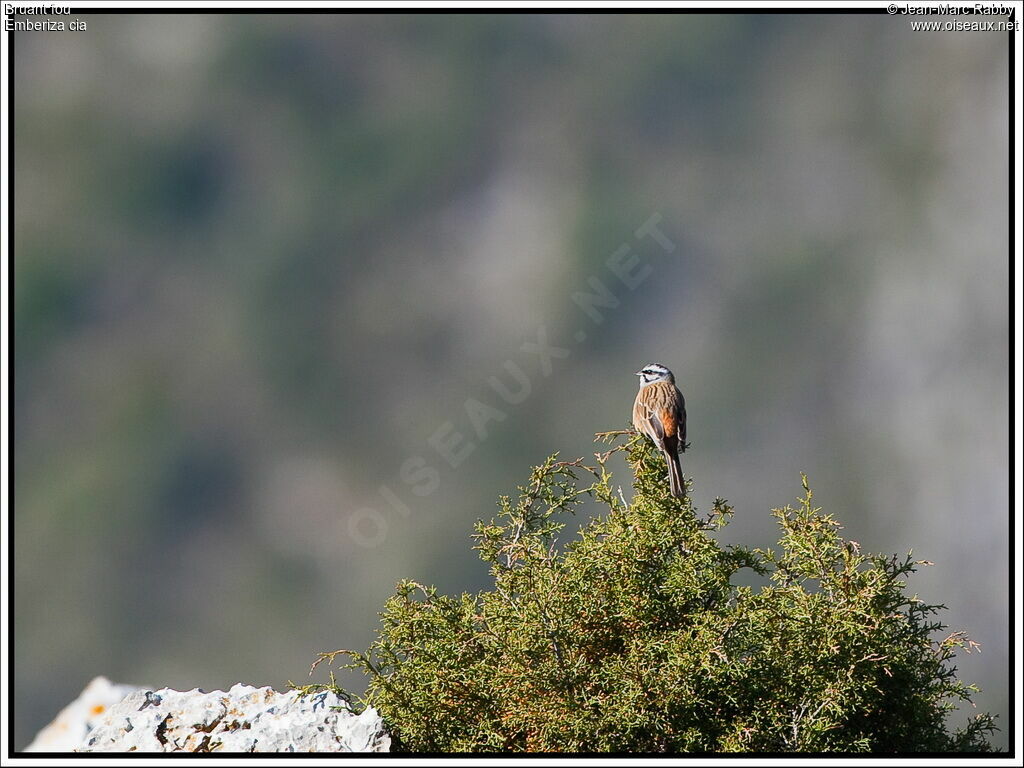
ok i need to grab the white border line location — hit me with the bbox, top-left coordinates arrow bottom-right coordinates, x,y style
0,1 -> 1018,765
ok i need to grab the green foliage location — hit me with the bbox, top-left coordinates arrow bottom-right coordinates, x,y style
305,434 -> 996,753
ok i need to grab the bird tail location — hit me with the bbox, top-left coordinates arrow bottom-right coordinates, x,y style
664,449 -> 685,499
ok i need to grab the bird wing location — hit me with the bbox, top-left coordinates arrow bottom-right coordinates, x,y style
635,381 -> 686,452
677,388 -> 686,449
645,407 -> 666,442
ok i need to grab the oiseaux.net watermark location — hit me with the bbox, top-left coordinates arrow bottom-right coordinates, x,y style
347,212 -> 676,548
908,18 -> 1018,29
887,2 -> 1020,30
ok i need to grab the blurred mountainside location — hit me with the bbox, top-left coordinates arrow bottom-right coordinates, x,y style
13,14 -> 1009,750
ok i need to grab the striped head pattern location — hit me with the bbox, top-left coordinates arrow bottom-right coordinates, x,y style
635,363 -> 675,387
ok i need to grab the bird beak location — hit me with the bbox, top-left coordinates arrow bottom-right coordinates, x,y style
635,370 -> 643,376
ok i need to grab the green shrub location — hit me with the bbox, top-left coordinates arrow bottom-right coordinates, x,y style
305,432 -> 996,753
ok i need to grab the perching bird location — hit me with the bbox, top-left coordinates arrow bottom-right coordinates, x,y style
632,363 -> 687,499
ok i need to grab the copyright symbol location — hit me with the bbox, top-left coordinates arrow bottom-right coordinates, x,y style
887,3 -> 898,12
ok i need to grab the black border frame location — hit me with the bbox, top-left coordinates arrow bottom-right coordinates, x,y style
4,4 -> 1016,759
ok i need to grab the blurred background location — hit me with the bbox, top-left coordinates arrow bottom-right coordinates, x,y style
13,13 -> 1009,750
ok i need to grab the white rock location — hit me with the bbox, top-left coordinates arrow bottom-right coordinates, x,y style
25,676 -> 144,751
76,683 -> 390,753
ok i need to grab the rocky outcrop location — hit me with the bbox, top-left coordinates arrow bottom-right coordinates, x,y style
27,678 -> 391,753
25,677 -> 144,751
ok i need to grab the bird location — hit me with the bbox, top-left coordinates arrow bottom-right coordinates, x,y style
632,363 -> 687,499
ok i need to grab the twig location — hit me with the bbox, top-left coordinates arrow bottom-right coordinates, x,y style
594,429 -> 635,440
